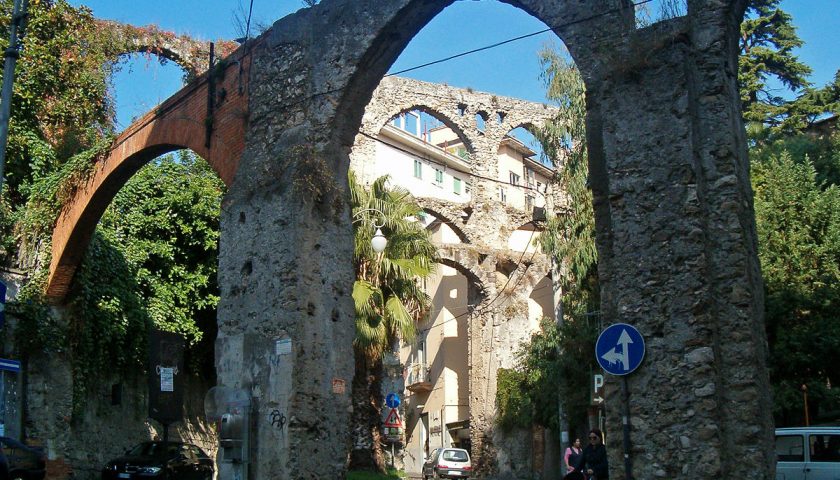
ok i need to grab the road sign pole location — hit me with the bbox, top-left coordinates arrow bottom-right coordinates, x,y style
621,376 -> 633,480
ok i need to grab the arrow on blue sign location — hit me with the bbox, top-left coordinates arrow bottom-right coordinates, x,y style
595,323 -> 645,376
385,392 -> 400,409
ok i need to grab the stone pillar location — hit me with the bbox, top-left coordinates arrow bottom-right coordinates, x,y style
216,142 -> 355,479
576,5 -> 773,479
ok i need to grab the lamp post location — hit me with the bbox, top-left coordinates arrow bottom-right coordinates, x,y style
802,384 -> 810,426
353,208 -> 387,253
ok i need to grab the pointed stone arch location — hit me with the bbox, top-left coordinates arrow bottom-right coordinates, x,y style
218,1 -> 773,478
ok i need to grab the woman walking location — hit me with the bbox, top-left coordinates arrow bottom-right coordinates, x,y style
564,437 -> 583,475
575,429 -> 609,480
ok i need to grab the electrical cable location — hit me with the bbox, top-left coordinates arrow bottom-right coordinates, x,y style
272,0 -> 657,113
360,131 -> 550,198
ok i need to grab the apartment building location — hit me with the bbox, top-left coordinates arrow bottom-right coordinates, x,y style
351,76 -> 560,477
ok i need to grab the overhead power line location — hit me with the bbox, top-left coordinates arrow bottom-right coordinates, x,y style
274,0 -> 656,112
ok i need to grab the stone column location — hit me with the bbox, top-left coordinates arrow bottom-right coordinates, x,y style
574,5 -> 773,479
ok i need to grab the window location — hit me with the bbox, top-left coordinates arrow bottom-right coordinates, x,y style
525,167 -> 536,188
776,435 -> 804,462
509,171 -> 520,186
810,434 -> 840,462
442,449 -> 469,462
537,181 -> 543,193
453,177 -> 462,195
414,160 -> 422,179
434,168 -> 444,185
499,187 -> 507,204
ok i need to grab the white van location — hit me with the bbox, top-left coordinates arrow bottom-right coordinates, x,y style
776,427 -> 840,479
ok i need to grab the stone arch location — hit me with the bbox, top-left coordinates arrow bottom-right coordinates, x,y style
333,0 -> 598,149
435,249 -> 489,299
419,206 -> 470,245
380,104 -> 473,153
98,20 -> 239,78
46,49 -> 250,302
219,0 -> 774,477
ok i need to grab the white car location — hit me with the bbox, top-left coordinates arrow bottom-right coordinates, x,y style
422,448 -> 472,479
776,427 -> 840,479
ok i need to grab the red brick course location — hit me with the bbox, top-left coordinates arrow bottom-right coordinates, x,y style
45,44 -> 256,302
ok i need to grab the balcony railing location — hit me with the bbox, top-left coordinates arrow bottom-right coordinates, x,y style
406,362 -> 432,393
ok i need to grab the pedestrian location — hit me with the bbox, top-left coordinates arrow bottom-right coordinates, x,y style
575,429 -> 609,480
564,437 -> 583,475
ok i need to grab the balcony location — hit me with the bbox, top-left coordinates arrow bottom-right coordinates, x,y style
406,362 -> 433,393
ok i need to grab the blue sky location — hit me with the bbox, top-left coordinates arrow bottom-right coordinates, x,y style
67,0 -> 840,130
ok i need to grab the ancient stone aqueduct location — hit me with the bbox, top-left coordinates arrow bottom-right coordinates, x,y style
44,1 -> 773,478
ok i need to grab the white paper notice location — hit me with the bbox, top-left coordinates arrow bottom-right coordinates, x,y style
160,367 -> 174,392
275,338 -> 292,355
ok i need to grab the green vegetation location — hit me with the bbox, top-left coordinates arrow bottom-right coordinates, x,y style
740,0 -> 839,141
347,467 -> 406,480
0,1 -> 222,413
349,172 -> 436,472
752,131 -> 840,423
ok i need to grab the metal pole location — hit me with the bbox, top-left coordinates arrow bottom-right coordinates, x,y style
802,384 -> 810,426
0,0 -> 28,192
621,376 -> 633,480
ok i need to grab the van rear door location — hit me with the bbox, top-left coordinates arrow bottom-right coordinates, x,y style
806,433 -> 840,480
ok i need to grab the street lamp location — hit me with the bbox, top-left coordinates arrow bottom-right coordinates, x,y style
353,208 -> 387,253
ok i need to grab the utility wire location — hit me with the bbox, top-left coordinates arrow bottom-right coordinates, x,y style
274,0 -> 656,113
360,131 -> 550,198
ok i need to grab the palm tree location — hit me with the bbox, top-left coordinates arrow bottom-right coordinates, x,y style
349,172 -> 437,471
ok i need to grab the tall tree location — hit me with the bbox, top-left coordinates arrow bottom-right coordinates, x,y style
349,172 -> 436,472
739,0 -> 839,139
537,47 -> 600,422
751,135 -> 840,424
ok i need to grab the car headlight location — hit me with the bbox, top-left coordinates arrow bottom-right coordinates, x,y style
104,463 -> 118,471
136,466 -> 162,475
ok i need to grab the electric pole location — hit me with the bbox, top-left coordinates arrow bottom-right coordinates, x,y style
0,0 -> 29,192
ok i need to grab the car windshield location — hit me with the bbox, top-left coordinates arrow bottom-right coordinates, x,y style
442,450 -> 468,462
127,442 -> 181,458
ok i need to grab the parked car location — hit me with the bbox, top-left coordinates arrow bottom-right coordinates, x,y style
0,437 -> 46,480
101,441 -> 214,480
422,447 -> 472,479
776,426 -> 840,479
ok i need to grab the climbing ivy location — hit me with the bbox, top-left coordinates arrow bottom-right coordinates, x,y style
0,0 -> 224,415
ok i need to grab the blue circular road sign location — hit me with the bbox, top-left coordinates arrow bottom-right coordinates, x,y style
595,323 -> 645,376
385,392 -> 400,408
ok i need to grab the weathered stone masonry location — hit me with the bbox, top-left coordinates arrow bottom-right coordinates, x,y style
48,1 -> 772,478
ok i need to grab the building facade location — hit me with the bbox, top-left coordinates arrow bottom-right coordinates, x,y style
350,76 -> 562,477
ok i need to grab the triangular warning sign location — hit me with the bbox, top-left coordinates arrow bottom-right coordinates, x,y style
384,407 -> 402,428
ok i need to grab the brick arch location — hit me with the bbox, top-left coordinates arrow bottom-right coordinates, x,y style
99,20 -> 239,78
45,47 -> 251,302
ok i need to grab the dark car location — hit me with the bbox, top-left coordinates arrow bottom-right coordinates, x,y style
101,441 -> 213,480
0,437 -> 46,480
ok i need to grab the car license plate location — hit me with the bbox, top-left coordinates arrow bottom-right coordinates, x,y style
449,472 -> 461,476
118,474 -> 131,479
